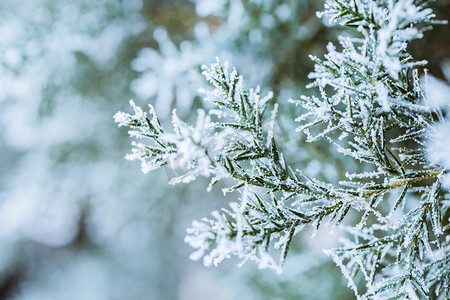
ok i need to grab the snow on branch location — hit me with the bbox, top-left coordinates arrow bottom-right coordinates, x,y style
116,0 -> 449,298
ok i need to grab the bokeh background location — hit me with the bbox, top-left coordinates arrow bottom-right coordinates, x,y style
0,0 -> 448,299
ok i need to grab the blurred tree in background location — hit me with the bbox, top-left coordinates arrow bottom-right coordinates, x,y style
0,0 -> 448,299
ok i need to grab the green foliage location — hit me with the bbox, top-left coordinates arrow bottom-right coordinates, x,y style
117,0 -> 449,298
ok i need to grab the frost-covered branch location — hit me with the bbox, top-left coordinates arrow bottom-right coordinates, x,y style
116,58 -> 369,271
116,0 -> 449,298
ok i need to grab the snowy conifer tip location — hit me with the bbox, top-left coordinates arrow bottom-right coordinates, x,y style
117,0 -> 449,298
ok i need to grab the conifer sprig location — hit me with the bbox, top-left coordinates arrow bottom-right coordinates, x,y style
116,0 -> 449,298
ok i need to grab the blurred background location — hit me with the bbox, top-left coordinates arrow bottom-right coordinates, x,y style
0,0 -> 447,299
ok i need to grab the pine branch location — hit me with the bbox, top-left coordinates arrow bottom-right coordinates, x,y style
116,0 -> 449,297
